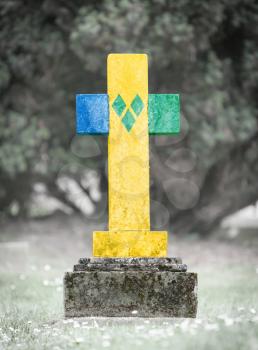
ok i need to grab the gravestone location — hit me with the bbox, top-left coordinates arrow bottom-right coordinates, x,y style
64,54 -> 198,317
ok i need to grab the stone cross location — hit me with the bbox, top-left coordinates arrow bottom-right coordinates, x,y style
76,54 -> 180,257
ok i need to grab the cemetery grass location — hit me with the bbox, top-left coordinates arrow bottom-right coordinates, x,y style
0,215 -> 258,350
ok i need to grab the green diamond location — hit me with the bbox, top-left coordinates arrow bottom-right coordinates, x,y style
122,109 -> 135,132
130,94 -> 144,116
112,94 -> 126,116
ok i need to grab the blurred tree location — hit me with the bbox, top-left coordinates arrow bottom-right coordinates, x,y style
0,0 -> 257,234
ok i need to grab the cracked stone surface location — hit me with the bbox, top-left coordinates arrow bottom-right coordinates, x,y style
64,258 -> 198,318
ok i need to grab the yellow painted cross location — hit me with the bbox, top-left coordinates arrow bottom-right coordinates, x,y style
76,54 -> 180,257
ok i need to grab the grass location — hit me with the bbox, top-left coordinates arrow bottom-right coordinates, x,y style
0,217 -> 258,349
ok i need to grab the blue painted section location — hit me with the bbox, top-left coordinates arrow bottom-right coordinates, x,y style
76,94 -> 109,134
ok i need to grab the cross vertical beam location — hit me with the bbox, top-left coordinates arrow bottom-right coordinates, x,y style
94,54 -> 167,257
108,54 -> 150,230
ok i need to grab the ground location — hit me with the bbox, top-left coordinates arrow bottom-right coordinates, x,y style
0,214 -> 258,350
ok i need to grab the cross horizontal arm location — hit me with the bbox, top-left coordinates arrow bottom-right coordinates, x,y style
76,94 -> 109,135
148,94 -> 180,135
76,93 -> 180,135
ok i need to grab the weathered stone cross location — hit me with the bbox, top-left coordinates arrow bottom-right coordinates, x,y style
76,54 -> 180,257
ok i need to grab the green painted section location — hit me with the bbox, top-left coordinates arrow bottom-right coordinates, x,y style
112,94 -> 126,116
112,94 -> 145,132
131,94 -> 144,116
122,109 -> 135,132
148,94 -> 180,134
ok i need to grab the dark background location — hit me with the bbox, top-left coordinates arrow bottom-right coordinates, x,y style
1,0 -> 258,235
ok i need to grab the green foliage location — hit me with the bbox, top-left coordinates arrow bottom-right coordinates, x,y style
0,0 -> 258,218
0,62 -> 10,93
0,112 -> 49,177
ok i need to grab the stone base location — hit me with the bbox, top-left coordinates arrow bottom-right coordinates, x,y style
64,258 -> 198,318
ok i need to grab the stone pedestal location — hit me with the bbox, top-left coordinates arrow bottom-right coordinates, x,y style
64,258 -> 197,318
